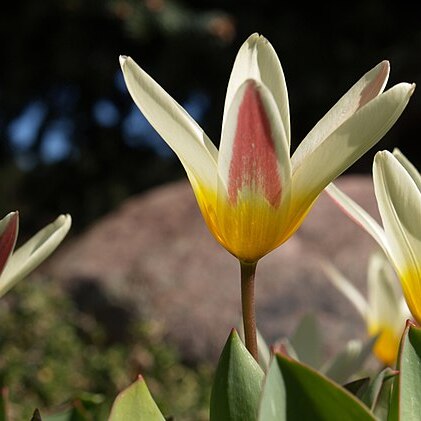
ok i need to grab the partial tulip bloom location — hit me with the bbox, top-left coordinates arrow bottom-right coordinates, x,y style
120,33 -> 414,264
326,149 -> 421,327
0,212 -> 71,297
321,251 -> 410,365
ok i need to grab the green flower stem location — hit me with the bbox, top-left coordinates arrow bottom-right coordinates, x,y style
240,261 -> 258,362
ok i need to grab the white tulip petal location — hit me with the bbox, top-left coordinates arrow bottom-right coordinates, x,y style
292,83 -> 415,211
321,337 -> 376,383
325,183 -> 390,258
292,61 -> 389,171
320,258 -> 368,319
120,56 -> 218,191
400,298 -> 412,321
393,148 -> 421,193
0,214 -> 72,296
367,251 -> 402,328
218,79 -> 290,205
374,151 -> 421,279
223,33 -> 290,146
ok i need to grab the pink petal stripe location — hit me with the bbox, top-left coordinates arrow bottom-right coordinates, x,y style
0,213 -> 18,276
228,81 -> 281,207
358,61 -> 389,109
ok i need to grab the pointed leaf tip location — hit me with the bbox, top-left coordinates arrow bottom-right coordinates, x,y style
109,376 -> 165,421
210,329 -> 264,421
406,319 -> 416,328
272,343 -> 293,359
230,327 -> 238,338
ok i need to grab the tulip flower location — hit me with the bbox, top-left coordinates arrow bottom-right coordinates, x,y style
0,212 -> 71,297
321,251 -> 410,365
120,33 -> 414,359
327,149 -> 421,328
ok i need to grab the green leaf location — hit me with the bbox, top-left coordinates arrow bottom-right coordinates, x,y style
258,353 -> 376,421
373,374 -> 394,421
321,336 -> 377,384
360,367 -> 397,411
108,375 -> 165,421
258,354 -> 286,420
210,329 -> 264,421
343,368 -> 396,419
389,322 -> 421,421
290,313 -> 323,369
238,325 -> 272,371
256,329 -> 271,372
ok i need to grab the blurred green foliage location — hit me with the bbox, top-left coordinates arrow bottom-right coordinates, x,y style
0,278 -> 211,420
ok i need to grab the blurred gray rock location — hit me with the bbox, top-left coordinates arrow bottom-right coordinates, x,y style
42,175 -> 380,364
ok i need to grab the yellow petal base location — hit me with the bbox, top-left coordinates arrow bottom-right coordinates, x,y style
368,324 -> 400,366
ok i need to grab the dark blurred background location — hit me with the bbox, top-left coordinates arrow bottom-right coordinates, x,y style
1,0 -> 420,237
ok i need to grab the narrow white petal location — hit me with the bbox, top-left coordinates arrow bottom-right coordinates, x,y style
292,61 -> 390,170
321,337 -> 376,383
367,251 -> 403,328
374,151 -> 421,280
0,214 -> 71,296
292,83 -> 415,211
320,258 -> 368,319
393,148 -> 421,193
400,298 -> 412,321
223,33 -> 290,146
120,56 -> 217,190
325,183 -> 391,258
